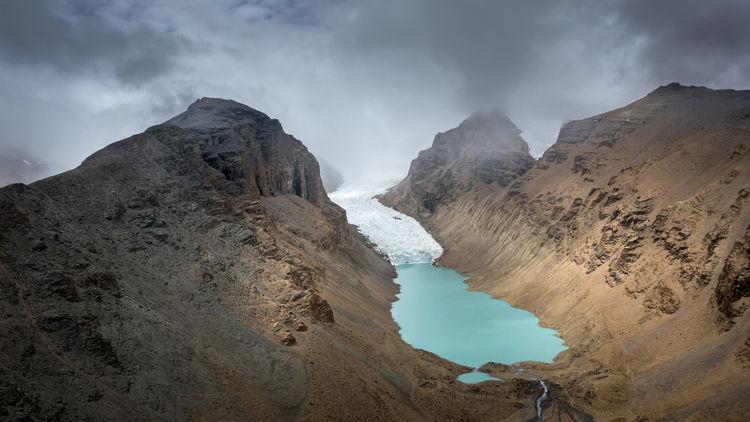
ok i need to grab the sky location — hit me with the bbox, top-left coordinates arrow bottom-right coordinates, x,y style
1,0 -> 749,186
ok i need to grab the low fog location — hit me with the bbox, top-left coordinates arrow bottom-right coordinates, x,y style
2,0 -> 749,186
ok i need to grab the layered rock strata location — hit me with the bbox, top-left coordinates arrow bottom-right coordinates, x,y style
383,84 -> 750,420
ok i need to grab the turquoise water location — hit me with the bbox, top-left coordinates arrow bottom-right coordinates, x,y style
456,370 -> 501,383
392,263 -> 566,381
329,186 -> 565,387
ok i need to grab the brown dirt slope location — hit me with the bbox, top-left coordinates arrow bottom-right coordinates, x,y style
382,83 -> 750,420
0,98 -> 540,421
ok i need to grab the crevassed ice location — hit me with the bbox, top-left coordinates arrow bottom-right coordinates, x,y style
329,184 -> 443,265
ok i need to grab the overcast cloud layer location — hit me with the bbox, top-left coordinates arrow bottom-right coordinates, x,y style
1,0 -> 749,186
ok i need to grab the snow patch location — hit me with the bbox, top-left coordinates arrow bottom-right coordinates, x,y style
330,184 -> 443,265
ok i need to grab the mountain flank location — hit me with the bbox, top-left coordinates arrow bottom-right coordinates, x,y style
0,98 -> 543,421
382,84 -> 750,420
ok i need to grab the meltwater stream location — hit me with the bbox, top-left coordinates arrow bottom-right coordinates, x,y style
330,184 -> 566,415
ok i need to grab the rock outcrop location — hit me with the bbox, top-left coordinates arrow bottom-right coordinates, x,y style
382,84 -> 750,420
0,98 -> 541,421
165,98 -> 328,205
381,110 -> 534,218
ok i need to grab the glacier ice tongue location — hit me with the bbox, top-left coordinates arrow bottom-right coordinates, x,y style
329,184 -> 443,265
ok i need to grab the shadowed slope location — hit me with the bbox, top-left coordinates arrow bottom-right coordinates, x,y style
0,98 -> 543,421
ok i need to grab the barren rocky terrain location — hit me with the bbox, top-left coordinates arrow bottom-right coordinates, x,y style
0,98 -> 544,421
382,83 -> 750,420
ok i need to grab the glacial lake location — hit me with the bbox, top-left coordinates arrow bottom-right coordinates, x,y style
392,263 -> 566,379
330,185 -> 566,383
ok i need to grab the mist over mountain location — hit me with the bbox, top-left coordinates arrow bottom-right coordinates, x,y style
382,110 -> 535,217
317,157 -> 345,193
2,2 -> 749,421
2,0 -> 750,184
382,83 -> 750,419
0,149 -> 54,187
2,98 -> 550,420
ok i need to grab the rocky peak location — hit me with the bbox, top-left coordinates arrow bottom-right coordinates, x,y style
155,98 -> 327,205
458,109 -> 519,135
0,95 -> 415,421
653,82 -> 690,92
646,82 -> 716,99
433,110 -> 528,154
380,111 -> 534,217
165,97 -> 279,133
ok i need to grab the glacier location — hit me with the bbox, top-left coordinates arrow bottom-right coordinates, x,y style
329,184 -> 443,265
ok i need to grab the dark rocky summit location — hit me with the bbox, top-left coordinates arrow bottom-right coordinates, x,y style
0,98 -> 542,421
381,110 -> 534,218
165,98 -> 328,204
382,84 -> 750,420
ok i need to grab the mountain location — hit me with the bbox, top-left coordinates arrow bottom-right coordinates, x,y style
381,110 -> 535,218
381,84 -> 750,420
0,98 -> 543,421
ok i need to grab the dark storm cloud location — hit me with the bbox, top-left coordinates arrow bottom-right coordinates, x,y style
148,88 -> 199,117
238,0 -> 344,26
339,0 -> 564,108
330,0 -> 639,155
1,0 -> 748,186
0,0 -> 188,85
617,0 -> 750,85
334,0 -> 750,154
337,0 -> 625,108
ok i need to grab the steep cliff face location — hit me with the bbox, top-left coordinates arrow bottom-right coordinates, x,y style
381,110 -> 534,218
0,99 -> 540,421
164,98 -> 328,205
383,84 -> 750,420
